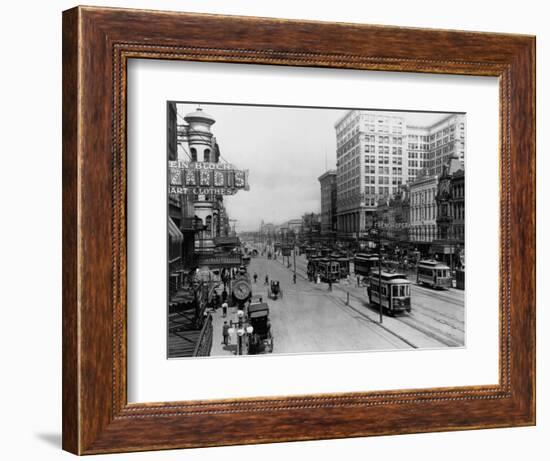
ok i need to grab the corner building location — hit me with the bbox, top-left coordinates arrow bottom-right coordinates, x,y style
335,111 -> 407,239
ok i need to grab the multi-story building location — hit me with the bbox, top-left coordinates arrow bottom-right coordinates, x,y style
424,114 -> 466,176
334,110 -> 465,243
375,184 -> 410,247
318,170 -> 337,238
432,153 -> 465,268
334,110 -> 407,239
301,212 -> 321,243
409,172 -> 439,253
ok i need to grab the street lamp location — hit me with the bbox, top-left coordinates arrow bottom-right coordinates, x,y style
229,309 -> 254,355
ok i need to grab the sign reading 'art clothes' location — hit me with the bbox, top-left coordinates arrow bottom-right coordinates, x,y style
168,161 -> 249,196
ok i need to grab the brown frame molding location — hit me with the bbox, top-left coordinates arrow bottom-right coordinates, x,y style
62,5 -> 535,455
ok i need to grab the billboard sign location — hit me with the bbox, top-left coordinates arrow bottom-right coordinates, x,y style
168,161 -> 249,196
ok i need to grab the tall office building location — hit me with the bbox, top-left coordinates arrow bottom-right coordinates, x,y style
318,170 -> 337,238
335,110 -> 407,238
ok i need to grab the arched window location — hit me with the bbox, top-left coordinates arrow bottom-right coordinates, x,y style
204,148 -> 211,162
190,147 -> 197,162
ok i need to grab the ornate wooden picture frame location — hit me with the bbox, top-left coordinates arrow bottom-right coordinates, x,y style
62,6 -> 535,455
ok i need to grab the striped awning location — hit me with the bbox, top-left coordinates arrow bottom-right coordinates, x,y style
168,217 -> 184,244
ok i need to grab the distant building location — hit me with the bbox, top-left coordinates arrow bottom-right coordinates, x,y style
409,171 -> 439,253
301,213 -> 321,243
408,114 -> 466,177
318,170 -> 337,238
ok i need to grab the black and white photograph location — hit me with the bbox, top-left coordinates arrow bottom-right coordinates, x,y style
167,102 -> 466,358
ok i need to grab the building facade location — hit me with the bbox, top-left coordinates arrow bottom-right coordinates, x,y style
433,154 -> 465,268
409,172 -> 439,251
333,110 -> 466,247
423,114 -> 466,176
318,170 -> 337,238
334,111 -> 407,239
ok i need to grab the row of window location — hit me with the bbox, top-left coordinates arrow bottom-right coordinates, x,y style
411,204 -> 437,222
411,188 -> 437,206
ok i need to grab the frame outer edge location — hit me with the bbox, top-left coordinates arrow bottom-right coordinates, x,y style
62,6 -> 81,455
63,6 -> 536,454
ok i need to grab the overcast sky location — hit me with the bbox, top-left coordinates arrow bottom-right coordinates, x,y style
175,102 -> 456,232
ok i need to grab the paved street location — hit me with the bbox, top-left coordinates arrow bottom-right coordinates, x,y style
211,252 -> 465,357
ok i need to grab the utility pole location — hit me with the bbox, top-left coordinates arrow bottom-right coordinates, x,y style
293,239 -> 296,282
369,218 -> 383,324
377,222 -> 383,324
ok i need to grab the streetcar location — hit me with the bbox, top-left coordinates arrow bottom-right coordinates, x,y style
318,260 -> 340,283
353,253 -> 380,276
335,255 -> 350,278
416,260 -> 452,289
367,271 -> 411,314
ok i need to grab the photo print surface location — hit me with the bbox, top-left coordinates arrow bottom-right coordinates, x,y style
167,102 -> 466,359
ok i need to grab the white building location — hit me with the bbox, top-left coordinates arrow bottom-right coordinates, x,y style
409,172 -> 438,246
334,110 -> 406,238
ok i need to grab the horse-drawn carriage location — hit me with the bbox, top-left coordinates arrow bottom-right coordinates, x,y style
246,302 -> 273,354
267,280 -> 283,300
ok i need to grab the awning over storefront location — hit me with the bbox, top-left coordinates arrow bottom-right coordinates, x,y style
168,217 -> 184,244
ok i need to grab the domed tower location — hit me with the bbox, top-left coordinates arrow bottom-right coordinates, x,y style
184,107 -> 216,163
184,107 -> 218,254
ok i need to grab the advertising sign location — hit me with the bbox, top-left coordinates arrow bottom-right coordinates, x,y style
168,161 -> 249,196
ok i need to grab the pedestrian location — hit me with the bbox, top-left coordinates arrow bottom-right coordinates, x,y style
265,275 -> 269,285
212,291 -> 220,310
328,279 -> 333,292
222,321 -> 230,345
253,272 -> 258,283
293,273 -> 297,284
222,301 -> 228,318
316,273 -> 320,284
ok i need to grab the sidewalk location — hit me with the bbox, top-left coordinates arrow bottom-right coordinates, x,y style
209,306 -> 239,356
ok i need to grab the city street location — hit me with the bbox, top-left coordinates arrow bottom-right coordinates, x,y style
211,251 -> 465,356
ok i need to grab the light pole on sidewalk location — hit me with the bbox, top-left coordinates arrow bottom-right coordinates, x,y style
228,309 -> 254,355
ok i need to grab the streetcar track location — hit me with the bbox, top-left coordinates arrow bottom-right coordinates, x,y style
267,256 -> 419,349
415,306 -> 464,332
344,290 -> 460,348
412,310 -> 465,334
258,254 -> 462,349
413,285 -> 463,307
330,293 -> 419,349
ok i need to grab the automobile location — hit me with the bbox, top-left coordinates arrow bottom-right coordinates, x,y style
246,302 -> 273,354
267,280 -> 283,300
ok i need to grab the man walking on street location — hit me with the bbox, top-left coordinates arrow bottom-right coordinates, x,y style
293,273 -> 296,284
222,301 -> 228,318
222,321 -> 230,345
265,274 -> 269,285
